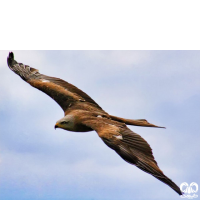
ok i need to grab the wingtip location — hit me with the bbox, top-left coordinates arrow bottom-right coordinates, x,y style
178,190 -> 184,196
7,52 -> 14,66
180,191 -> 184,196
9,52 -> 14,59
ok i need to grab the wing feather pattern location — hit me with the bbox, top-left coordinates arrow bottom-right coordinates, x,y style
82,117 -> 182,195
7,52 -> 102,112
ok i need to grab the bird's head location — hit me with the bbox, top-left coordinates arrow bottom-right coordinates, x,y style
55,115 -> 75,131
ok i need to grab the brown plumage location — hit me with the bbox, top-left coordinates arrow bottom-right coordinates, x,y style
7,52 -> 182,196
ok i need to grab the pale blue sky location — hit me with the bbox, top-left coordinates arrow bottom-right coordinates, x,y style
0,51 -> 199,200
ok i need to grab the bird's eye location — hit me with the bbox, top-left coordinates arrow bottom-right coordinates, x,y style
61,121 -> 68,124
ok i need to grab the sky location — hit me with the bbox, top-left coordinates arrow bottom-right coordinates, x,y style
0,50 -> 200,200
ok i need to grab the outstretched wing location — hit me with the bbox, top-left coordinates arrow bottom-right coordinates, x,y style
82,117 -> 182,195
7,52 -> 102,112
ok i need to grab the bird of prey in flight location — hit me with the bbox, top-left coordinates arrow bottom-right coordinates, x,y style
7,52 -> 182,196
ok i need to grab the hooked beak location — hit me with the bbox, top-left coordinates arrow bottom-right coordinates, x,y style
54,123 -> 59,129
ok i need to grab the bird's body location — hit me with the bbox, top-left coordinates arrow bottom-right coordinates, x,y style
7,52 -> 182,196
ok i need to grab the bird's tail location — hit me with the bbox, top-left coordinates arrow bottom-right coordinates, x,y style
7,52 -> 39,81
109,115 -> 165,128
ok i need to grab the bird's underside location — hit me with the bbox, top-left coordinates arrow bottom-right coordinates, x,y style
7,52 -> 182,195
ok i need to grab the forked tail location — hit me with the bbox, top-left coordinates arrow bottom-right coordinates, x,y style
109,115 -> 165,128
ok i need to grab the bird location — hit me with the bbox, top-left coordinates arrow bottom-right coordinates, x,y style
7,52 -> 182,196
